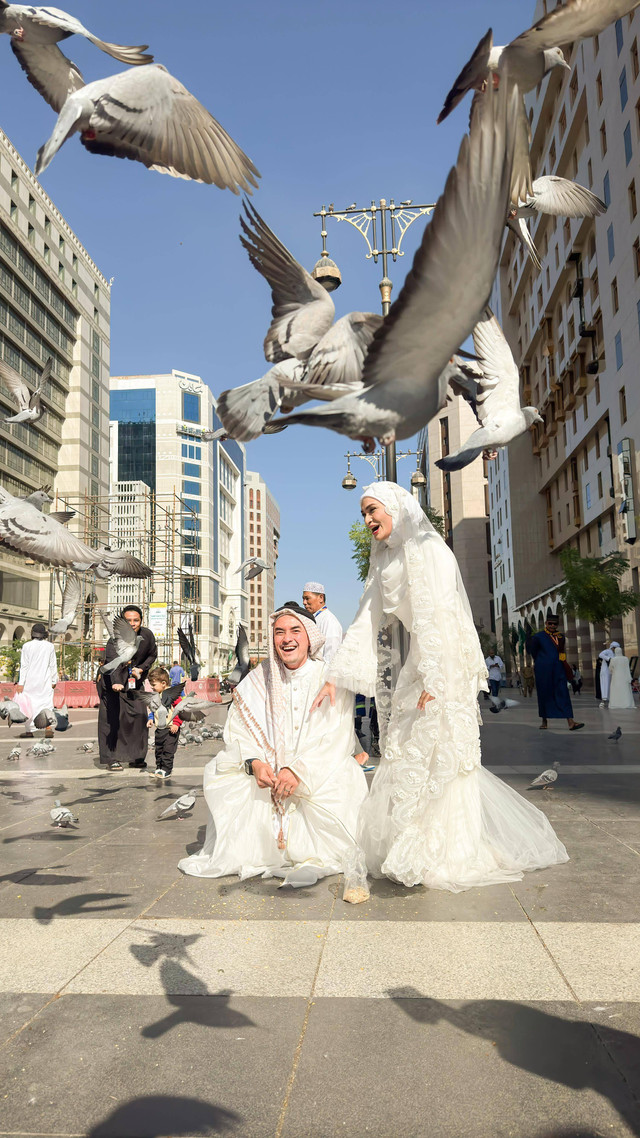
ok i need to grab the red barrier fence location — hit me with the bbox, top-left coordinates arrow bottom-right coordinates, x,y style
0,677 -> 221,709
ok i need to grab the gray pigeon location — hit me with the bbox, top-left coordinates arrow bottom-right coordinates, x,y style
54,704 -> 71,732
158,788 -> 198,820
508,176 -> 606,268
50,572 -> 81,635
0,698 -> 27,725
235,556 -> 269,581
259,80 -> 519,450
35,63 -> 260,193
33,706 -> 57,729
173,695 -> 216,723
50,798 -> 77,827
136,683 -> 185,729
527,762 -> 560,790
7,746 -> 21,761
28,740 -> 56,756
78,742 -> 94,753
228,625 -> 251,687
81,547 -> 152,580
608,726 -> 622,742
23,485 -> 53,510
0,485 -> 101,569
100,611 -> 141,673
0,356 -> 52,424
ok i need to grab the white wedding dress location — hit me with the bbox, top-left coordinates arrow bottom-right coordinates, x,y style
328,483 -> 568,893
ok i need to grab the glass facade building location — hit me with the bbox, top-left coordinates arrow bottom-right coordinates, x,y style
109,388 -> 156,490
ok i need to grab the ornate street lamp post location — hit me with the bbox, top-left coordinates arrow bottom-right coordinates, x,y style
313,198 -> 434,482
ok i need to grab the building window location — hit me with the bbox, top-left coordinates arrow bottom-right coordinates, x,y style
9,200 -> 17,221
620,385 -> 627,422
586,484 -> 592,509
600,122 -> 607,156
27,223 -> 34,244
598,472 -> 603,498
91,429 -> 99,452
182,391 -> 200,423
72,253 -> 78,270
624,122 -> 633,164
92,380 -> 100,402
603,171 -> 611,207
183,462 -> 200,477
91,354 -> 100,378
58,261 -> 64,280
630,179 -> 637,219
634,238 -> 640,277
616,17 -> 624,54
615,332 -> 624,371
620,66 -> 629,110
91,455 -> 99,477
612,276 -> 619,313
71,278 -> 77,296
607,223 -> 615,262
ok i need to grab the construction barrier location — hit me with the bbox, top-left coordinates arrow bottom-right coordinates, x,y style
0,677 -> 221,709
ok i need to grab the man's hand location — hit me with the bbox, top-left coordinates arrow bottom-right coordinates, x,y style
310,682 -> 335,713
274,766 -> 300,798
252,759 -> 275,789
112,684 -> 124,692
169,723 -> 179,735
15,685 -> 24,694
131,667 -> 142,680
354,752 -> 368,766
417,690 -> 436,710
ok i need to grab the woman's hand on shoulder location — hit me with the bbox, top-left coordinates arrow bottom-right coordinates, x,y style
417,690 -> 435,711
310,682 -> 335,713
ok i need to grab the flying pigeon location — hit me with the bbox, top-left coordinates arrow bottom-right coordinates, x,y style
177,626 -> 196,667
235,555 -> 268,581
28,740 -> 56,755
99,612 -> 141,673
158,788 -> 198,819
0,698 -> 27,725
50,572 -> 81,635
78,742 -> 94,753
35,63 -> 260,193
527,762 -> 560,790
228,624 -> 251,687
136,684 -> 185,729
0,485 -> 104,569
54,704 -> 71,731
72,548 -> 152,579
435,307 -> 542,471
258,80 -> 519,450
50,798 -> 77,827
33,706 -> 56,730
164,693 -> 214,725
216,359 -> 306,442
7,746 -> 21,761
0,356 -> 52,424
508,176 -> 606,268
608,726 -> 622,742
23,485 -> 53,510
201,426 -> 228,441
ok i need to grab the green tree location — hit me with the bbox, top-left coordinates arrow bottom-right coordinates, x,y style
348,505 -> 446,583
559,548 -> 639,637
0,641 -> 24,682
475,626 -> 496,658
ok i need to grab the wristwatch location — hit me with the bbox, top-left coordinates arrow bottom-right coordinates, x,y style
244,758 -> 256,776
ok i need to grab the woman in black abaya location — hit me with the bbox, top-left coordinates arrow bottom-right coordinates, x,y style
97,606 -> 157,771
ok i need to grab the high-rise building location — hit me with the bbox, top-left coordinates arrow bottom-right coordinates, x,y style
490,5 -> 640,682
0,128 -> 110,644
427,399 -> 495,638
109,370 -> 248,673
107,479 -> 153,613
245,471 -> 280,658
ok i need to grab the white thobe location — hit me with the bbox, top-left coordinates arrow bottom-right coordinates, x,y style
608,654 -> 636,710
599,649 -> 614,700
314,607 -> 343,665
18,639 -> 58,730
179,657 -> 368,887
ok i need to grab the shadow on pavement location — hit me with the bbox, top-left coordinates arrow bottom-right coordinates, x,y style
3,830 -> 83,844
0,867 -> 88,887
388,989 -> 640,1134
87,1094 -> 240,1136
33,890 -> 131,924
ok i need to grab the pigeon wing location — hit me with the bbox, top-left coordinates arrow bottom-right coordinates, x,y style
0,498 -> 98,567
11,40 -> 85,113
110,615 -> 137,655
177,627 -> 195,665
216,360 -> 303,442
0,359 -> 31,412
471,306 -> 521,425
305,312 -> 383,391
81,65 -> 260,194
239,202 -> 335,362
58,572 -> 81,621
512,0 -> 640,52
529,175 -> 606,217
99,610 -> 114,639
25,7 -> 152,66
96,550 -> 152,578
437,27 -> 494,124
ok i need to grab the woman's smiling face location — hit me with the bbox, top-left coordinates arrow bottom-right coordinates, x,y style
361,497 -> 393,542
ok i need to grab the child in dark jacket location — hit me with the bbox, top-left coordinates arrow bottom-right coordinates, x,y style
146,667 -> 185,780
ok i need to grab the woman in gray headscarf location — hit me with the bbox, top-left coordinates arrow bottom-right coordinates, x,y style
313,482 -> 568,893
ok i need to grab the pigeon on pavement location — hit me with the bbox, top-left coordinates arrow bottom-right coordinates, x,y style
0,356 -> 52,424
33,707 -> 56,729
78,742 -> 94,753
50,572 -> 81,635
99,612 -> 141,673
435,307 -> 543,471
259,80 -> 519,450
7,746 -> 21,761
35,63 -> 260,193
158,788 -> 198,819
527,762 -> 560,789
28,740 -> 55,755
608,726 -> 622,742
50,798 -> 77,827
54,704 -> 71,731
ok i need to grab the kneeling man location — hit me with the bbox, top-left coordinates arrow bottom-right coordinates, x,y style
179,603 -> 368,888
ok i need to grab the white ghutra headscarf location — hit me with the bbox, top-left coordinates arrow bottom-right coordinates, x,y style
231,606 -> 325,772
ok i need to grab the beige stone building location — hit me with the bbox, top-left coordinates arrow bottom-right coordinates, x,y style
245,470 -> 280,660
489,4 -> 640,683
0,127 -> 110,645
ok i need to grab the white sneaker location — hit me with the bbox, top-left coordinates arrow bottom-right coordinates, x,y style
155,769 -> 168,779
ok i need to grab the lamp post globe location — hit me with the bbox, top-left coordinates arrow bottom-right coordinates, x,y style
411,469 -> 427,488
342,471 -> 357,490
312,255 -> 342,292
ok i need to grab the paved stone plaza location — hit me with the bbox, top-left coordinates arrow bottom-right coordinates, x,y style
1,696 -> 640,1137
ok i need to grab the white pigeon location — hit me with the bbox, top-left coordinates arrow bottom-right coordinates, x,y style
100,612 -> 141,674
50,798 -> 77,827
235,555 -> 268,581
35,63 -> 260,193
78,742 -> 94,753
50,571 -> 81,635
0,486 -> 101,569
28,740 -> 55,755
435,307 -> 542,471
216,359 -> 306,443
528,762 -> 560,790
23,485 -> 53,510
507,176 -> 606,268
7,746 -> 21,761
158,788 -> 198,819
260,81 -> 519,450
0,356 -> 52,424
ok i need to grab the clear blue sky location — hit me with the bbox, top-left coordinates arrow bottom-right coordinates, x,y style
0,0 -> 527,627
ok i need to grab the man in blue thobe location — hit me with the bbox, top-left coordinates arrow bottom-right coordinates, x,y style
526,615 -> 584,732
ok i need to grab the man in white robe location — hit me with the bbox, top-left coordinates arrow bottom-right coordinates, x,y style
302,582 -> 343,664
599,641 -> 620,706
179,604 -> 368,888
16,623 -> 58,737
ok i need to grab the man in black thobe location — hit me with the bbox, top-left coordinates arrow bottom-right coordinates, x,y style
97,605 -> 157,771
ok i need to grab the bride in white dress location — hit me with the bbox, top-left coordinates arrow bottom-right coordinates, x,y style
312,482 -> 568,893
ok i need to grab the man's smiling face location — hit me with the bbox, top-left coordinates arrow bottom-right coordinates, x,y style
361,497 -> 393,542
273,614 -> 310,670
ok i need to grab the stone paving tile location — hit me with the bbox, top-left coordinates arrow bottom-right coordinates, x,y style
0,919 -> 130,992
332,875 -> 526,923
0,992 -> 304,1137
64,917 -> 327,997
145,869 -> 337,922
315,922 -> 573,1000
0,870 -> 176,923
538,923 -> 640,1001
0,991 -> 55,1047
281,997 -> 640,1138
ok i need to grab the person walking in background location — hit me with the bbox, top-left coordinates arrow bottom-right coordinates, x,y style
526,614 -> 583,732
16,623 -> 58,739
484,651 -> 504,699
302,582 -> 343,664
521,662 -> 535,699
598,641 -> 620,709
169,660 -> 186,686
608,647 -> 635,710
571,665 -> 583,696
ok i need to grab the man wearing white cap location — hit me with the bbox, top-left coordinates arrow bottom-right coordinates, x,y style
599,640 -> 621,707
302,582 -> 343,664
